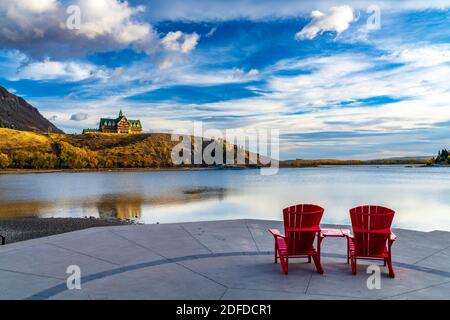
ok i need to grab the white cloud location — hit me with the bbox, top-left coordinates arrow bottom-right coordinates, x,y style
146,65 -> 261,85
14,60 -> 103,82
156,31 -> 200,69
145,0 -> 450,22
0,0 -> 156,56
260,47 -> 450,137
13,0 -> 57,13
75,0 -> 152,44
295,5 -> 356,40
161,31 -> 200,53
232,68 -> 259,78
0,0 -> 200,67
385,45 -> 450,67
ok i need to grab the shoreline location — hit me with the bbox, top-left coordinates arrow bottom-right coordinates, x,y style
1,216 -> 447,246
0,163 -> 437,175
0,217 -> 134,244
0,167 -> 227,175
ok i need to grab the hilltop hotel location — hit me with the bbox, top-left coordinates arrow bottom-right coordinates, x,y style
83,110 -> 142,134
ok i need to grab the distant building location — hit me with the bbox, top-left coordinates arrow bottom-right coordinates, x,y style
83,110 -> 142,134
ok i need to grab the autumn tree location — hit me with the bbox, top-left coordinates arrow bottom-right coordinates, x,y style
0,152 -> 11,169
57,141 -> 99,169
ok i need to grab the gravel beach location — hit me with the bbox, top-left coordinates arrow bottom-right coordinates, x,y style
0,218 -> 134,244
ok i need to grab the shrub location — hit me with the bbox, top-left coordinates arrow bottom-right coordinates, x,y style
0,152 -> 11,168
57,141 -> 99,169
10,151 -> 58,169
29,152 -> 58,169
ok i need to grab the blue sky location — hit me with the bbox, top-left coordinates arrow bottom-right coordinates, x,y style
0,0 -> 449,159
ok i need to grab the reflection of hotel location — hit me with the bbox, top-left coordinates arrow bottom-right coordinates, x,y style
97,197 -> 142,221
96,188 -> 229,222
114,202 -> 142,220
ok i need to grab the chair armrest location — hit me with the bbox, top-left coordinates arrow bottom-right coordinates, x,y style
342,229 -> 353,238
269,229 -> 286,239
390,232 -> 397,242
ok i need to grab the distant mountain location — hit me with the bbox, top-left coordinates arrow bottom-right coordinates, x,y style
280,157 -> 432,167
0,86 -> 63,133
382,156 -> 434,160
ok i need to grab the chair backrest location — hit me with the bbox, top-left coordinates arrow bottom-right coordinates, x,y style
283,204 -> 324,255
350,205 -> 395,256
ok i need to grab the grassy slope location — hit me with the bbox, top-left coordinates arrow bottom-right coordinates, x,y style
0,129 -> 180,168
58,132 -> 178,167
0,128 -> 54,153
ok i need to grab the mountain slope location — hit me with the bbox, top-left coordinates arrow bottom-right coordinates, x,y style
0,86 -> 63,133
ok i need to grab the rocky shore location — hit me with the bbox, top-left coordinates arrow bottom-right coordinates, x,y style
0,217 -> 134,244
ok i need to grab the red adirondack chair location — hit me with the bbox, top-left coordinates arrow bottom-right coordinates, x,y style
344,205 -> 397,278
269,204 -> 324,274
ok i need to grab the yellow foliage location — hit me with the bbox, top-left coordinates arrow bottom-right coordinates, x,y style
0,152 -> 11,168
0,128 -> 237,169
0,128 -> 53,153
11,150 -> 59,169
56,141 -> 98,169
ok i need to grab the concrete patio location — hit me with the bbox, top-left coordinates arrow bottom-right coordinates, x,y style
0,219 -> 449,300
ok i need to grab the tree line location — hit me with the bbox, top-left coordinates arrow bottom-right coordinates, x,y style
435,149 -> 450,164
0,141 -> 98,169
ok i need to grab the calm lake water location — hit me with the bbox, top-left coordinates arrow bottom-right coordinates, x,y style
0,166 -> 449,231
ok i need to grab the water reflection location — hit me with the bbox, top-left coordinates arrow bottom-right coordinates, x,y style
97,195 -> 143,221
0,201 -> 50,218
0,186 -> 231,222
95,187 -> 229,221
0,167 -> 449,231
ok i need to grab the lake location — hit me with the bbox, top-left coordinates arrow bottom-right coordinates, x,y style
0,166 -> 449,231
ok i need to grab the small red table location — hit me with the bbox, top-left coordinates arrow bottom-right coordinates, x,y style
321,228 -> 351,238
320,228 -> 352,263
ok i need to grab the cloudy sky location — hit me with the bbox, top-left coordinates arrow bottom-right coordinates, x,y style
1,0 -> 449,159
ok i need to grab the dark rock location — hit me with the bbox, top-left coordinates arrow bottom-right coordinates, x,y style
0,86 -> 63,133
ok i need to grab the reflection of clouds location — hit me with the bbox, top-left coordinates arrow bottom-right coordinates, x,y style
141,199 -> 226,224
381,198 -> 450,232
145,187 -> 230,206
